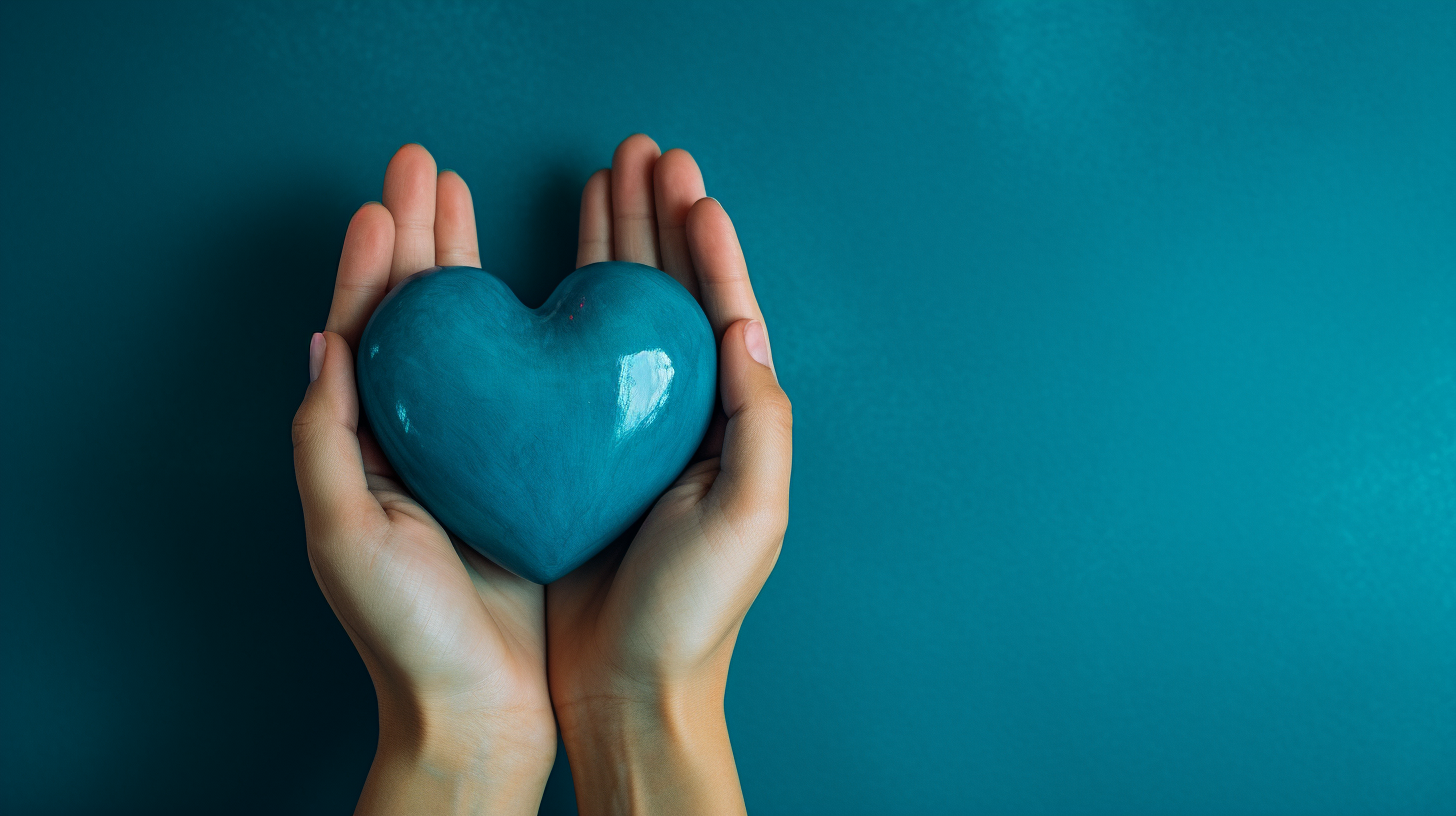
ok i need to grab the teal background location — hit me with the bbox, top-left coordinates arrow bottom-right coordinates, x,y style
1,1 -> 1452,813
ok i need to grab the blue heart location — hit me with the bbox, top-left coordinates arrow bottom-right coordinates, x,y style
356,262 -> 717,583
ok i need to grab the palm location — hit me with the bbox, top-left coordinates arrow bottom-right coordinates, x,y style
326,468 -> 547,711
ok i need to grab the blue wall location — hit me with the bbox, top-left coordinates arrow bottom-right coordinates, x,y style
1,2 -> 1452,813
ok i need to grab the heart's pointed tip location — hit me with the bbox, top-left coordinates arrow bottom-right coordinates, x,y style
520,552 -> 587,585
515,563 -> 561,585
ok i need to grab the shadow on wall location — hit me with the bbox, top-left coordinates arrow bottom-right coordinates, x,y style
10,165 -> 586,814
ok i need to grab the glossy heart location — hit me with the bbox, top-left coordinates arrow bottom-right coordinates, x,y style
356,262 -> 717,583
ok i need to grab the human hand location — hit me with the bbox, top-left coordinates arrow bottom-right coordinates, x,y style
547,135 -> 794,815
292,145 -> 555,815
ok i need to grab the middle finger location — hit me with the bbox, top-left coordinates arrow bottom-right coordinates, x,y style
434,170 -> 481,268
382,143 -> 438,287
610,134 -> 662,267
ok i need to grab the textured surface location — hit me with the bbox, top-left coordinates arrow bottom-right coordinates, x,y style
356,263 -> 716,584
1,2 -> 1454,815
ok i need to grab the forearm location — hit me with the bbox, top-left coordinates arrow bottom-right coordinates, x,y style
558,687 -> 746,816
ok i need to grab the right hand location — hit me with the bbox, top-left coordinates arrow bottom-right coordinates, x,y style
292,144 -> 556,815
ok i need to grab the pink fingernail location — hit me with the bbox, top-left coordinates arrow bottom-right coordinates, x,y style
308,333 -> 325,382
744,320 -> 772,368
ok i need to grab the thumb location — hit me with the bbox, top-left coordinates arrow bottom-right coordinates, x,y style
710,319 -> 793,540
292,331 -> 380,541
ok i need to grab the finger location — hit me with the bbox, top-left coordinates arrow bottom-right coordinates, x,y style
434,170 -> 480,268
686,198 -> 772,365
324,203 -> 396,350
610,134 -> 662,267
708,319 -> 792,542
382,143 -> 438,287
576,169 -> 612,268
293,332 -> 386,540
653,148 -> 706,297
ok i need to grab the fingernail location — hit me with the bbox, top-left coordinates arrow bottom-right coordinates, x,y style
744,320 -> 772,368
308,333 -> 325,382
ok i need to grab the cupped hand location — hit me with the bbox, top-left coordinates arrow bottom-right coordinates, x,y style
547,135 -> 794,815
292,145 -> 555,815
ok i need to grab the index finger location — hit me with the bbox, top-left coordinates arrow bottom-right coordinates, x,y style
325,202 -> 396,349
685,198 -> 771,363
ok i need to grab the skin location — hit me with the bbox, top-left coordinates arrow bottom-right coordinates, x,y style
293,134 -> 792,815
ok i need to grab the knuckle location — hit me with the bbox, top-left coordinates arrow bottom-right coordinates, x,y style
753,388 -> 794,433
291,409 -> 319,451
393,217 -> 435,234
727,493 -> 790,543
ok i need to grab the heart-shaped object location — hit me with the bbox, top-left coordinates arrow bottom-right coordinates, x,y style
356,262 -> 717,583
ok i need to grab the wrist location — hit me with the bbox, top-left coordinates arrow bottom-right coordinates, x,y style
356,687 -> 556,816
555,679 -> 744,816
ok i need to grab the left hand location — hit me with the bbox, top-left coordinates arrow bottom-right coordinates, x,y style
547,134 -> 794,816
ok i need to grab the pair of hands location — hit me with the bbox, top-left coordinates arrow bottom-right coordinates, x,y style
292,134 -> 792,815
